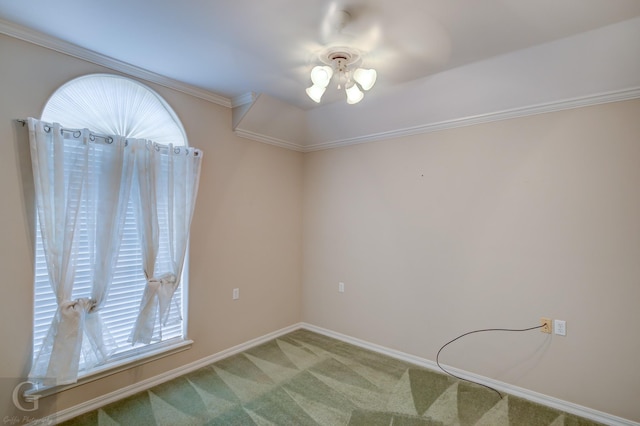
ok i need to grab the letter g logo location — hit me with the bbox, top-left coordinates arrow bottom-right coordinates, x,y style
12,381 -> 40,412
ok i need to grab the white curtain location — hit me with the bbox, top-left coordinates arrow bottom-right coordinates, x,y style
28,118 -> 134,385
129,140 -> 202,344
83,134 -> 135,367
28,118 -> 201,385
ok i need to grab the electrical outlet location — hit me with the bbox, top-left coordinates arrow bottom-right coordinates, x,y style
338,282 -> 345,293
232,288 -> 240,300
554,319 -> 566,336
540,317 -> 552,334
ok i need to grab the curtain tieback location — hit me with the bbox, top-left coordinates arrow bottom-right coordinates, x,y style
146,273 -> 179,325
148,273 -> 178,291
60,298 -> 97,315
148,273 -> 179,308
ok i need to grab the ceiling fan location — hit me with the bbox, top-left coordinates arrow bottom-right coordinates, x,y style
305,6 -> 381,104
304,2 -> 451,105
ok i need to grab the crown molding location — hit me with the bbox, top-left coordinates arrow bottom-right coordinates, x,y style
231,92 -> 258,108
4,17 -> 638,152
234,87 -> 640,153
0,18 -> 232,108
303,87 -> 640,152
234,128 -> 305,152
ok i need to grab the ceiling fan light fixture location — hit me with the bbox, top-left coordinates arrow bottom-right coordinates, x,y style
306,84 -> 326,103
307,46 -> 376,105
310,66 -> 333,88
353,68 -> 377,91
345,83 -> 364,104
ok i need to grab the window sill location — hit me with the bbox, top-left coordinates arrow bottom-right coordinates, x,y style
25,338 -> 193,399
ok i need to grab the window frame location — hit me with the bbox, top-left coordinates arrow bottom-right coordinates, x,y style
29,74 -> 194,393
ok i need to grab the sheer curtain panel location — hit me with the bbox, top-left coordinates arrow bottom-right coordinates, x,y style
27,117 -> 202,386
28,118 -> 134,385
129,141 -> 202,344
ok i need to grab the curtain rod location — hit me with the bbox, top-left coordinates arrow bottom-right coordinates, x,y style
15,119 -> 200,156
16,118 -> 115,143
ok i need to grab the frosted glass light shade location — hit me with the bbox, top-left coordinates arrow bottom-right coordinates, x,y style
306,84 -> 326,103
345,84 -> 364,104
353,68 -> 377,91
310,66 -> 333,88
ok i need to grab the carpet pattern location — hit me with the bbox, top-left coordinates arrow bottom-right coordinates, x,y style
62,329 -> 603,425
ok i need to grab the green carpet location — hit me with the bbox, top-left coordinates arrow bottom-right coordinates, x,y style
62,329 -> 603,425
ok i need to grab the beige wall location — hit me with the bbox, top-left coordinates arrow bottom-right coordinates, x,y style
0,34 -> 303,413
303,99 -> 640,422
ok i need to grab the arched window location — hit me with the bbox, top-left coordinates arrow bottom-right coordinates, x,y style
31,74 -> 196,384
42,74 -> 187,145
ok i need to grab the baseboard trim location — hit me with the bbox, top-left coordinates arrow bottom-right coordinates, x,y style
53,322 -> 638,426
301,323 -> 639,426
52,323 -> 301,424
